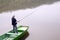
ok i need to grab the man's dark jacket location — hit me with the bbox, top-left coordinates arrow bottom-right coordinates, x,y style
12,17 -> 17,25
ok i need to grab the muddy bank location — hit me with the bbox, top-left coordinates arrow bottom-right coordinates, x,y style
0,0 -> 60,12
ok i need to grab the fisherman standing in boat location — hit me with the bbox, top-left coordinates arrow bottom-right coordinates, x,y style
12,15 -> 18,33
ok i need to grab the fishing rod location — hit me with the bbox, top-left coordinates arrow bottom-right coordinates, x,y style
17,8 -> 39,22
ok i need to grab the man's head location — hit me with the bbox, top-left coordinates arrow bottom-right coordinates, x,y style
12,15 -> 15,18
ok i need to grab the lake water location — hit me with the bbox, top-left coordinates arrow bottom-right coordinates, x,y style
0,1 -> 60,40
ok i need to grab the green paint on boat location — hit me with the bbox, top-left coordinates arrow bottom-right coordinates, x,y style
0,26 -> 29,40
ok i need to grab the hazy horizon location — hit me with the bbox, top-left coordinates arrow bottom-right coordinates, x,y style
0,1 -> 60,40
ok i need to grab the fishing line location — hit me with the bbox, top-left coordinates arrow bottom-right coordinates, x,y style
19,8 -> 38,21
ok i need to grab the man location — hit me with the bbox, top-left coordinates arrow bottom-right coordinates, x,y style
12,16 -> 18,33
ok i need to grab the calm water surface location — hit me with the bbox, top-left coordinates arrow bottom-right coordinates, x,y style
0,1 -> 60,40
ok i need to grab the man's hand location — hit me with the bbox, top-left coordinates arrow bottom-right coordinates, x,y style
17,20 -> 20,22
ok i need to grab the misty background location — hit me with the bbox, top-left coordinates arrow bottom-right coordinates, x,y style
0,0 -> 60,40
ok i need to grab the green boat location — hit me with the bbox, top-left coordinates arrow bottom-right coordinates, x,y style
0,26 -> 29,40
